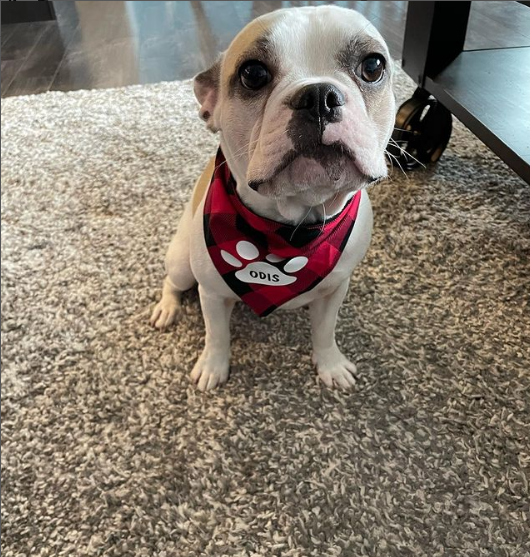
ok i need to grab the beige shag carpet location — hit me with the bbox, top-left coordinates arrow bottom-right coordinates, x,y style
1,69 -> 529,557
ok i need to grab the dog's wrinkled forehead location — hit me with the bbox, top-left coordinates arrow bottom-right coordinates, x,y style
221,7 -> 389,93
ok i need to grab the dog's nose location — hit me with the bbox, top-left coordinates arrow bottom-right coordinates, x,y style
290,83 -> 345,124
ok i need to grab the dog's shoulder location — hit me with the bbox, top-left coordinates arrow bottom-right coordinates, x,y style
191,156 -> 216,215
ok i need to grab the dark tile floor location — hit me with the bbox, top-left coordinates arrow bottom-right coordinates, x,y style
1,1 -> 530,97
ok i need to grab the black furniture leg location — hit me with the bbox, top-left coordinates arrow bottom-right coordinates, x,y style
1,1 -> 56,24
401,1 -> 471,87
389,2 -> 471,169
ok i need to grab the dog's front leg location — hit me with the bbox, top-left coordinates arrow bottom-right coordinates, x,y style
190,286 -> 235,391
310,280 -> 357,389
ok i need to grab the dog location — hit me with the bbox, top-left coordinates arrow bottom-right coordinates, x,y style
150,6 -> 395,390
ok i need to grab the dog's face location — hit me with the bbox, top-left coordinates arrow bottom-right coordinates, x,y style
194,6 -> 395,217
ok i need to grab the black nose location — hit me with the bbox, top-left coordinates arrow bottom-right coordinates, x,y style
290,83 -> 345,124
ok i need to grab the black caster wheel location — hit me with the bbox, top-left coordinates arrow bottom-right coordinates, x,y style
388,89 -> 453,170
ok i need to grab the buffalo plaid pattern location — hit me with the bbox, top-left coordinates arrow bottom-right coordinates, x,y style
204,149 -> 362,317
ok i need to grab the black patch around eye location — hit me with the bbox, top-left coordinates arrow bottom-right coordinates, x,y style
239,60 -> 272,91
337,37 -> 388,84
228,35 -> 280,98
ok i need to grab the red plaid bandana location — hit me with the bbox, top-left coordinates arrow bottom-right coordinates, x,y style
204,149 -> 362,317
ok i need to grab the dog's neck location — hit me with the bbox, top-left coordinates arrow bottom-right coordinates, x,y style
237,185 -> 353,225
220,139 -> 353,226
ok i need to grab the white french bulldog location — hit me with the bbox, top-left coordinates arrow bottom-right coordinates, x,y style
151,6 -> 395,390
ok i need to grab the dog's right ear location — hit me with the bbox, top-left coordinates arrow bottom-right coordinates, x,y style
194,56 -> 223,132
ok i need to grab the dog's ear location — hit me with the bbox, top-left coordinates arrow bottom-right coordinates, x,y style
194,55 -> 223,132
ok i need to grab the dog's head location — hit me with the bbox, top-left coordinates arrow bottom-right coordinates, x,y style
194,6 -> 395,220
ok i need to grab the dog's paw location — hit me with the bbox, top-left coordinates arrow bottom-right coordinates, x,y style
190,350 -> 229,391
313,347 -> 357,389
150,297 -> 181,329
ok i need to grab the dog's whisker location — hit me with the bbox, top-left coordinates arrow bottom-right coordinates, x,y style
289,205 -> 314,242
229,136 -> 261,160
385,149 -> 408,179
213,140 -> 258,172
386,149 -> 394,172
216,129 -> 291,180
388,138 -> 426,169
385,149 -> 401,172
319,202 -> 327,237
226,128 -> 290,164
212,136 -> 263,174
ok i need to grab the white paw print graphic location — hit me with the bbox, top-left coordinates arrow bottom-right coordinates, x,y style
221,241 -> 308,286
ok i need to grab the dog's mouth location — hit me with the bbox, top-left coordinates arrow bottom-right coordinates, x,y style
248,142 -> 380,193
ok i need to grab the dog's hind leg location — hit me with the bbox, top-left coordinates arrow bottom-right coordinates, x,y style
150,204 -> 196,329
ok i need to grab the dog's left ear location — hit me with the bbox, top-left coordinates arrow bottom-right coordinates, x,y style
194,55 -> 223,132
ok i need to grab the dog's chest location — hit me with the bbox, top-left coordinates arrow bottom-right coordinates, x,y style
190,189 -> 373,312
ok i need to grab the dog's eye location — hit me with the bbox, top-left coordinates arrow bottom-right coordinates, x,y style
239,61 -> 271,90
359,54 -> 385,83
